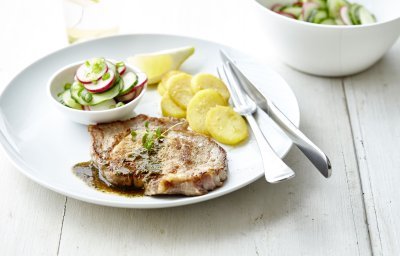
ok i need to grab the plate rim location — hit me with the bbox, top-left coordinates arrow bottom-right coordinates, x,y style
0,33 -> 300,208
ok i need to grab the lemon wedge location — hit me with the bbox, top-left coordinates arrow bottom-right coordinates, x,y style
127,46 -> 195,84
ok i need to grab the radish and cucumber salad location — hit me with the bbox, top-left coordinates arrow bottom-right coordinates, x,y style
271,0 -> 376,25
58,58 -> 147,111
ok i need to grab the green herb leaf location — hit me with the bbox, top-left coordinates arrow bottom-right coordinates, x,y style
102,72 -> 110,81
145,140 -> 154,151
131,130 -> 137,138
142,133 -> 148,145
144,121 -> 149,129
92,58 -> 106,74
156,127 -> 162,138
116,61 -> 125,68
85,60 -> 90,67
64,83 -> 72,90
116,102 -> 125,108
83,92 -> 93,102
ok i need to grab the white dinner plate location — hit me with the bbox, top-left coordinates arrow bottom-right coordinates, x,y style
0,34 -> 299,208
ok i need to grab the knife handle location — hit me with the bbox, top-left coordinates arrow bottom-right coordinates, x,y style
266,101 -> 332,178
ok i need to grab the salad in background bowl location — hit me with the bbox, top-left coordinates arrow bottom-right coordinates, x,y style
253,0 -> 400,76
48,57 -> 147,125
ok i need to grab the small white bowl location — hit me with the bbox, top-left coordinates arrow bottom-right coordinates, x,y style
48,61 -> 147,125
253,0 -> 400,76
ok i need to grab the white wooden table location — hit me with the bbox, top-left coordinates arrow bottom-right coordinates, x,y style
1,0 -> 399,255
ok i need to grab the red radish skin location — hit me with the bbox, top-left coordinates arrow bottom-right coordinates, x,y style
116,84 -> 145,102
277,11 -> 296,19
117,65 -> 126,75
76,61 -> 108,84
116,89 -> 136,102
134,84 -> 145,98
84,70 -> 115,93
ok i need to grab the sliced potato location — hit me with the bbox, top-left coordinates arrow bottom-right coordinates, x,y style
162,70 -> 185,88
187,89 -> 227,135
206,106 -> 248,145
161,93 -> 186,118
167,73 -> 193,110
191,73 -> 230,101
157,82 -> 167,95
157,70 -> 185,95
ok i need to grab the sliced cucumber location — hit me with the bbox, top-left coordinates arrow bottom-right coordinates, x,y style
70,82 -> 87,105
282,6 -> 302,18
313,10 -> 328,23
89,78 -> 123,106
86,99 -> 117,111
60,89 -> 82,110
272,0 -> 376,25
320,18 -> 337,25
327,0 -> 348,18
119,72 -> 138,96
349,4 -> 361,24
335,18 -> 345,25
358,6 -> 376,24
307,9 -> 319,22
71,79 -> 122,106
303,3 -> 319,21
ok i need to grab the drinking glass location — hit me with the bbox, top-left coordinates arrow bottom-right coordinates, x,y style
63,0 -> 119,44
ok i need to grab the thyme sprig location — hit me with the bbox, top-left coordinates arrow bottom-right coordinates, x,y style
130,121 -> 186,151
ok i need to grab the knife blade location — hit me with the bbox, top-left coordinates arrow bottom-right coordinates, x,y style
220,49 -> 332,178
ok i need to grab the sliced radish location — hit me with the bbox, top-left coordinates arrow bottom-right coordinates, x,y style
116,89 -> 136,102
117,65 -> 126,75
135,72 -> 147,88
271,4 -> 284,12
76,58 -> 108,84
106,60 -> 117,74
302,2 -> 318,21
119,72 -> 138,95
84,69 -> 115,93
116,85 -> 144,102
116,73 -> 147,102
85,99 -> 117,111
340,6 -> 352,25
277,11 -> 296,19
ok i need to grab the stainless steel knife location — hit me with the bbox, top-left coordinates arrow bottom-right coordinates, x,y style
220,49 -> 332,178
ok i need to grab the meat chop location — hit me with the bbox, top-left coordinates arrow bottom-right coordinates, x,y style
88,114 -> 227,196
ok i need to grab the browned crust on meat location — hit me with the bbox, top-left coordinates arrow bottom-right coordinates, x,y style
88,114 -> 188,166
145,130 -> 227,196
88,114 -> 227,196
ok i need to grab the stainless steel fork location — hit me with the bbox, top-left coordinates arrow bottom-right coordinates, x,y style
217,65 -> 295,183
